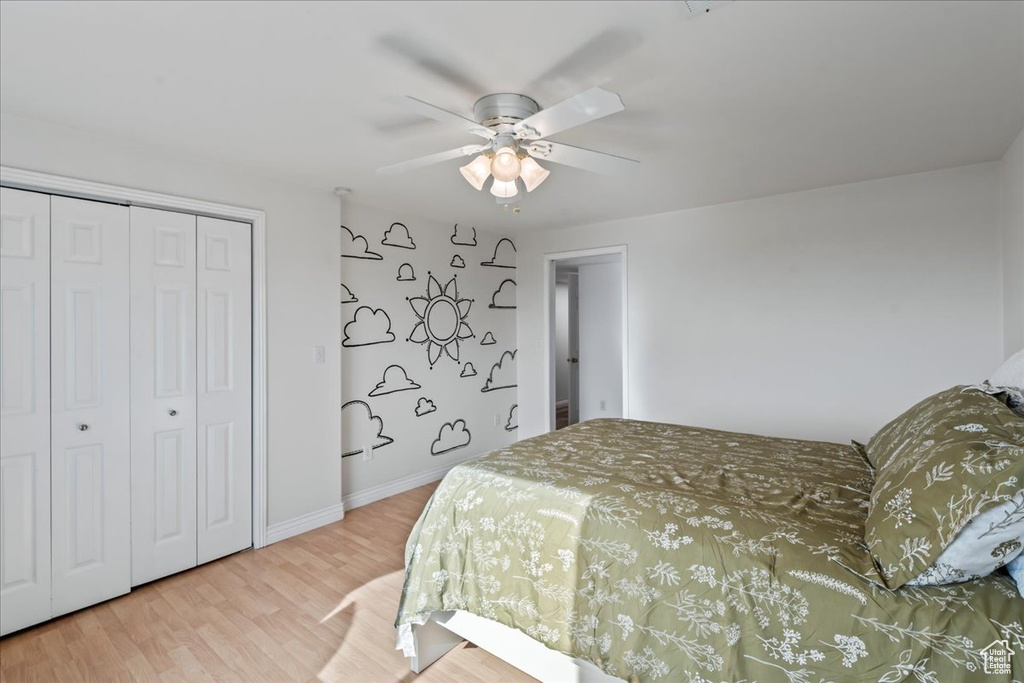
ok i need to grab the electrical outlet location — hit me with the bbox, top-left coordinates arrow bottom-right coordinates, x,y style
314,345 -> 326,364
362,447 -> 373,462
493,413 -> 500,427
600,399 -> 607,411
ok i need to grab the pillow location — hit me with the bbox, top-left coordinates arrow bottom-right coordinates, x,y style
1007,552 -> 1024,598
864,386 -> 1024,589
990,348 -> 1024,389
905,490 -> 1023,586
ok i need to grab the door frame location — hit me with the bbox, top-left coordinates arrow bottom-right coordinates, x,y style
0,165 -> 270,550
542,245 -> 628,433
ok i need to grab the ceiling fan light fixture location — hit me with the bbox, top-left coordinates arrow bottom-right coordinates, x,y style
489,177 -> 519,199
518,156 -> 550,192
459,154 -> 492,191
490,146 -> 522,183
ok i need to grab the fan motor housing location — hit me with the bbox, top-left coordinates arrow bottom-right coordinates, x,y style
473,93 -> 540,128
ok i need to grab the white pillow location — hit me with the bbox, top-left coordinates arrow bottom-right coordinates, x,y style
1007,552 -> 1024,598
905,491 -> 1024,587
990,348 -> 1024,389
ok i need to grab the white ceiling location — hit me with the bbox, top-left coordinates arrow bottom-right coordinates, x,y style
1,1 -> 1022,232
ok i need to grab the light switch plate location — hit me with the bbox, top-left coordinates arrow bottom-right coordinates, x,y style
314,345 -> 326,364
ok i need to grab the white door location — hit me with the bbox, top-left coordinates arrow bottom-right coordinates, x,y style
567,273 -> 580,426
130,207 -> 198,586
196,216 -> 251,564
0,188 -> 51,635
50,195 -> 131,617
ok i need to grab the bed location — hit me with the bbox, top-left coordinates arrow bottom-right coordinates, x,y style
395,418 -> 1023,681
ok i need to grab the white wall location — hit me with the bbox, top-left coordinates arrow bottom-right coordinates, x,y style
518,163 -> 1004,443
554,282 -> 570,403
578,262 -> 623,421
0,114 -> 341,527
338,202 -> 517,499
1001,127 -> 1024,359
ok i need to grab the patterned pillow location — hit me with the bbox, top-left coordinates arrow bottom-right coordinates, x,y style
905,491 -> 1023,586
864,386 -> 1024,589
1007,552 -> 1024,598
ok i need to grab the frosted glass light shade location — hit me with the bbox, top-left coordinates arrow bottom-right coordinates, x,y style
518,156 -> 550,192
490,147 -> 522,182
489,178 -> 519,199
459,154 -> 492,191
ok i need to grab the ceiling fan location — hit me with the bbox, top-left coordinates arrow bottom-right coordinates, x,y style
377,87 -> 639,204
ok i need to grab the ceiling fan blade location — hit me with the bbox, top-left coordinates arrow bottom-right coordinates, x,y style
515,87 -> 626,140
385,95 -> 495,139
524,28 -> 643,98
526,141 -> 638,176
377,34 -> 487,98
377,144 -> 488,175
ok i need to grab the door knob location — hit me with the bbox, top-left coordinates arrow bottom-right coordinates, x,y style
169,409 -> 178,416
78,424 -> 89,431
568,357 -> 579,363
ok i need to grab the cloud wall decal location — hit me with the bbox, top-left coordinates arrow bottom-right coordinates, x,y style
343,307 -> 396,347
341,226 -> 382,260
341,283 -> 358,304
368,364 -> 421,396
415,397 -> 436,417
432,419 -> 471,455
481,237 -> 516,268
341,400 -> 394,457
482,349 -> 517,392
451,224 -> 477,246
382,222 -> 416,249
489,279 -> 517,309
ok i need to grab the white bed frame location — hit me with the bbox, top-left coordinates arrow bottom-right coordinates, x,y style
410,611 -> 619,682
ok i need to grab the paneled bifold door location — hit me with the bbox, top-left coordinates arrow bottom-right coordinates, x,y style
130,207 -> 198,586
0,188 -> 52,635
49,195 -> 132,617
196,216 -> 252,566
0,189 -> 253,636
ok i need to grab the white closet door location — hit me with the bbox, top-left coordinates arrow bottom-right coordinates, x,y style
50,196 -> 131,617
196,216 -> 251,564
130,207 -> 197,586
0,188 -> 51,635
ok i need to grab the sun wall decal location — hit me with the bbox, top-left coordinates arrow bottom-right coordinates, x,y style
407,273 -> 474,366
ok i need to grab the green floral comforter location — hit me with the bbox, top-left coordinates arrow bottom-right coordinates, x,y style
396,419 -> 1023,682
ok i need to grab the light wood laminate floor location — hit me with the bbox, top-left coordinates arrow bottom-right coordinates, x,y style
0,482 -> 535,682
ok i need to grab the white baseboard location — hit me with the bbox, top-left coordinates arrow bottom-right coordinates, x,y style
265,502 -> 346,545
265,456 -> 475,546
342,455 -> 476,511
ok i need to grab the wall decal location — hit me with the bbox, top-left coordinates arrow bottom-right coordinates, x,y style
415,397 -> 437,417
368,364 -> 421,397
341,400 -> 394,458
408,273 -> 474,366
343,306 -> 396,347
397,263 -> 417,282
481,237 -> 516,268
341,225 -> 383,260
432,419 -> 472,455
450,254 -> 466,269
488,279 -> 517,309
480,331 -> 497,346
382,222 -> 416,249
460,362 -> 477,378
451,224 -> 477,246
341,283 -> 359,304
482,349 -> 517,392
505,404 -> 518,431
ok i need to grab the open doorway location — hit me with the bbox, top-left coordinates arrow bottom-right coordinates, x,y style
546,247 -> 627,432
